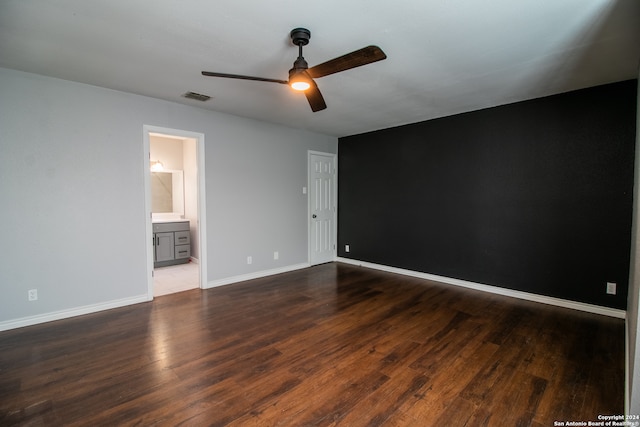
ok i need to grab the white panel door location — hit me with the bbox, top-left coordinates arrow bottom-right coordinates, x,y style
309,152 -> 336,265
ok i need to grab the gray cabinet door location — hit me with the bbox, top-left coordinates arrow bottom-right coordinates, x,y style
155,232 -> 175,262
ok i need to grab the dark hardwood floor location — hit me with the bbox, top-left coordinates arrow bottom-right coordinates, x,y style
0,263 -> 624,426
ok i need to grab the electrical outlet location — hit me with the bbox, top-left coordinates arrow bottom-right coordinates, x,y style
345,244 -> 350,253
28,289 -> 38,301
274,251 -> 279,260
606,282 -> 617,295
247,256 -> 252,265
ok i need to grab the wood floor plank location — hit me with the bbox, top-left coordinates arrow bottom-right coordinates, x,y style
431,396 -> 477,426
401,337 -> 500,421
0,262 -> 624,426
336,369 -> 431,427
483,370 -> 548,426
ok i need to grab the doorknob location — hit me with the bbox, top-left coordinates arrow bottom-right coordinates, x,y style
312,214 -> 317,218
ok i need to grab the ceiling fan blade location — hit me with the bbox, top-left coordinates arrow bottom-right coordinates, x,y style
304,80 -> 327,112
307,45 -> 386,79
201,71 -> 288,85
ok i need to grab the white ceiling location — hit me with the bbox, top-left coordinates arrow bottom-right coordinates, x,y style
1,0 -> 638,137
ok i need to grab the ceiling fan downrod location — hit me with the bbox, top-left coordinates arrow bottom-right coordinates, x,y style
291,28 -> 310,71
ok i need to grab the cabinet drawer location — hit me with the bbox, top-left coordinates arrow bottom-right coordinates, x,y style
153,221 -> 189,233
175,245 -> 191,259
174,231 -> 190,245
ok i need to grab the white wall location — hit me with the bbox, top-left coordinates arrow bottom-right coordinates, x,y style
628,72 -> 640,413
0,67 -> 337,330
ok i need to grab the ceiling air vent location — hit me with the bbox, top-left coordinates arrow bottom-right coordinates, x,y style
182,91 -> 211,102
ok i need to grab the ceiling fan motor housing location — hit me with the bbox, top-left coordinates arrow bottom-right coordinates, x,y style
292,56 -> 308,70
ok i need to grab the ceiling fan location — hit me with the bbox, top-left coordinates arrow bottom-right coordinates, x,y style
201,28 -> 387,112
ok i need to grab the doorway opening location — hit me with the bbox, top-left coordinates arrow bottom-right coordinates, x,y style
143,126 -> 207,299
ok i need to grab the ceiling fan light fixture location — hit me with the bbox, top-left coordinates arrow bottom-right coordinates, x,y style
288,70 -> 311,91
291,81 -> 311,91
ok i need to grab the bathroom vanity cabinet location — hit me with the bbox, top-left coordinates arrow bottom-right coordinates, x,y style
153,220 -> 191,267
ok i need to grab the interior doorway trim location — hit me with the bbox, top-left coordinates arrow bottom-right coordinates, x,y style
143,125 -> 207,300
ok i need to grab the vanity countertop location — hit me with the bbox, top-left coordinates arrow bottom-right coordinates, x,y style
152,218 -> 189,224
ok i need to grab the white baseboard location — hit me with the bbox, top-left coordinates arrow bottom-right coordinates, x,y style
205,263 -> 310,289
4,259 -> 622,332
336,257 -> 626,319
0,294 -> 151,332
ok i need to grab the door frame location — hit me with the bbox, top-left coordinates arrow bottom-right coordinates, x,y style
143,125 -> 207,300
308,150 -> 337,265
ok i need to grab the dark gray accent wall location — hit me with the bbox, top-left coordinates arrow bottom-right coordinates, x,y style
338,80 -> 637,309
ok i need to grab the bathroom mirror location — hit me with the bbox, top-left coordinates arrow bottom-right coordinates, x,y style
151,170 -> 184,214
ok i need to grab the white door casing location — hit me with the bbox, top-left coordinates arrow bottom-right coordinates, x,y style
143,125 -> 207,300
309,152 -> 336,265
